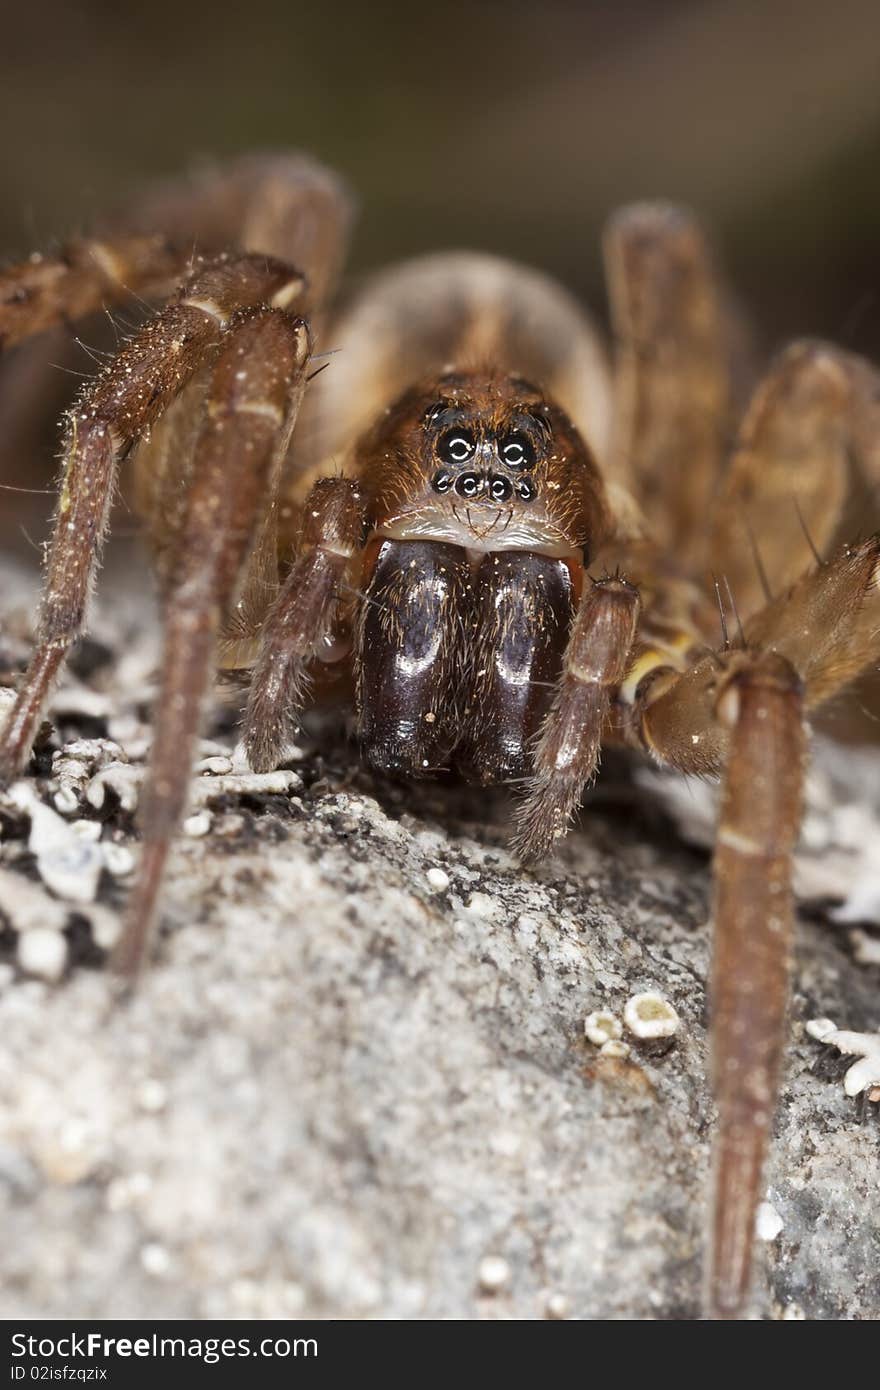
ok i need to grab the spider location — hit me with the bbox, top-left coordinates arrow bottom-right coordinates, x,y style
0,152 -> 878,1320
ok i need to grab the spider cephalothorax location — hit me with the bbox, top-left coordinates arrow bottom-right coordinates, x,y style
349,371 -> 612,785
0,154 -> 878,1319
358,371 -> 611,559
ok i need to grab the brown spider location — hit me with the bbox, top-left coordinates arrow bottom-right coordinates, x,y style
1,152 -> 879,1319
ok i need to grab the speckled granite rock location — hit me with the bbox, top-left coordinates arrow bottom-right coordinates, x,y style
0,563 -> 878,1321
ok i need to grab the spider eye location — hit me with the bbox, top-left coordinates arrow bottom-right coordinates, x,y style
498,433 -> 535,470
454,472 -> 482,498
516,477 -> 536,501
432,470 -> 453,493
489,475 -> 512,502
438,429 -> 476,465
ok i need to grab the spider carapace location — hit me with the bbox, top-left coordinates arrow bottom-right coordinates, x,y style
0,154 -> 878,1319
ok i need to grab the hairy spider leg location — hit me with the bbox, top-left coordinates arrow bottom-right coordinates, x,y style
0,234 -> 192,354
634,535 -> 880,1318
0,153 -> 353,356
114,307 -> 311,978
603,203 -> 734,570
0,254 -> 306,784
512,574 -> 641,861
709,340 -> 880,618
243,476 -> 366,773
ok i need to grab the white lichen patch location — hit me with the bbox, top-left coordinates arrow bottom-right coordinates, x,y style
755,1200 -> 784,1241
50,687 -> 114,722
8,783 -> 104,903
425,867 -> 450,893
806,1017 -> 880,1099
848,929 -> 880,967
0,867 -> 68,934
465,891 -> 498,920
584,1009 -> 623,1046
624,991 -> 680,1040
193,755 -> 233,776
599,1039 -> 631,1059
86,762 -> 142,813
101,842 -> 135,878
636,741 -> 880,926
189,769 -> 302,803
52,739 -> 127,813
0,686 -> 17,727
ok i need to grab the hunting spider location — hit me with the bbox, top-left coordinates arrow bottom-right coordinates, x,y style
1,153 -> 878,1319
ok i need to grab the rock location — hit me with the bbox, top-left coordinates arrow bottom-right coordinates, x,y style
17,928 -> 68,982
0,560 -> 878,1320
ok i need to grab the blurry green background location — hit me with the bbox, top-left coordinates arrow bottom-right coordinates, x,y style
3,0 -> 880,536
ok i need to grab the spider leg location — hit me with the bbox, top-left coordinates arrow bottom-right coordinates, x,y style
0,153 -> 353,355
0,235 -> 191,354
114,306 -> 311,978
709,341 -> 880,619
710,653 -> 804,1321
121,151 -> 354,315
632,534 -> 880,1318
0,253 -> 305,783
511,573 -> 640,861
603,203 -> 733,566
242,476 -> 366,772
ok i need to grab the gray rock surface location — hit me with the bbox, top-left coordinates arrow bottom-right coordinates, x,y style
0,564 -> 878,1321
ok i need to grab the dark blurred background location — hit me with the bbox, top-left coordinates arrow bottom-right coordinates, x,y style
3,0 -> 880,546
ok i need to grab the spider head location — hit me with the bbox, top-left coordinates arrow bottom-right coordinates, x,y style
358,370 -> 611,558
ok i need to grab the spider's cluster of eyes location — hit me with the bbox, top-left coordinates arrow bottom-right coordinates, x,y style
431,428 -> 538,503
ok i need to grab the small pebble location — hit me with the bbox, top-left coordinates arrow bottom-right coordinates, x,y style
0,867 -> 67,933
425,867 -> 449,893
140,1243 -> 171,1278
53,787 -> 80,816
137,1079 -> 168,1113
545,1292 -> 569,1320
17,928 -> 68,983
478,1255 -> 510,1293
102,842 -> 135,877
71,820 -> 102,842
183,809 -> 213,837
849,930 -> 880,967
805,1017 -> 836,1041
194,755 -> 233,776
89,904 -> 122,951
